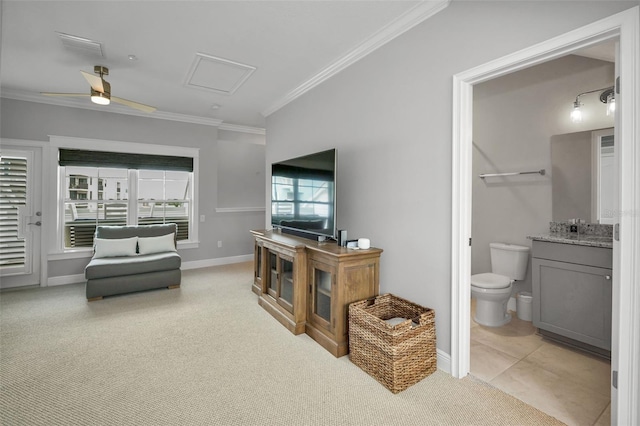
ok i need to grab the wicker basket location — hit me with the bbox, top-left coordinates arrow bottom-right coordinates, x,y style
349,293 -> 436,393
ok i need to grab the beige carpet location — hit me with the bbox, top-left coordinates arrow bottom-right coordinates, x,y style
1,262 -> 564,425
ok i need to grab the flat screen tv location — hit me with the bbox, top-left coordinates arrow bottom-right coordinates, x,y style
271,148 -> 336,239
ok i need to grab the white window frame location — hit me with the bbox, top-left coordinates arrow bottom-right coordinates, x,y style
49,136 -> 199,259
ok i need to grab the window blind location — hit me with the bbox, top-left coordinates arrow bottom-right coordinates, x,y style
0,156 -> 27,268
59,149 -> 193,172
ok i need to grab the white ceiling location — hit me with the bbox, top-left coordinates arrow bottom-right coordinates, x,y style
0,1 -> 449,131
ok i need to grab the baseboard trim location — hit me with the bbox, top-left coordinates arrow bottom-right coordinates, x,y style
181,254 -> 253,270
46,254 -> 254,286
436,348 -> 451,374
48,274 -> 85,286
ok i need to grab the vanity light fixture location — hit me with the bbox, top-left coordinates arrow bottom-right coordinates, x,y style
570,85 -> 615,123
603,90 -> 616,116
571,100 -> 583,123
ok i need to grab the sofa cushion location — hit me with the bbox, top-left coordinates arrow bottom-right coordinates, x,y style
138,233 -> 177,255
93,237 -> 138,258
85,252 -> 181,280
96,224 -> 177,248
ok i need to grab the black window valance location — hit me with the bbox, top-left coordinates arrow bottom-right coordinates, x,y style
59,149 -> 193,172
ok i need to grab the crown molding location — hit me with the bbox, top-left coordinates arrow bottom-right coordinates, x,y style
1,88 -> 264,135
261,0 -> 450,117
218,122 -> 266,135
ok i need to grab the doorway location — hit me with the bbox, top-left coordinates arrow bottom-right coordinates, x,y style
0,144 -> 43,288
450,7 -> 639,425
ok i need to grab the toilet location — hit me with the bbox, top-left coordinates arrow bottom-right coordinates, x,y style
471,242 -> 530,327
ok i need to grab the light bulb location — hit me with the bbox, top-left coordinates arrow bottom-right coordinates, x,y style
607,95 -> 615,116
91,92 -> 110,105
570,102 -> 582,123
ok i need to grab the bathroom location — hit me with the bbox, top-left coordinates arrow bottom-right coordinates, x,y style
470,45 -> 615,425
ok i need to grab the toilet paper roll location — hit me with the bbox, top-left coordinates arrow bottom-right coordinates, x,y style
357,238 -> 370,249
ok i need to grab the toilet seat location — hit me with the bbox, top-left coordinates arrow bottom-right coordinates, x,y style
471,272 -> 512,289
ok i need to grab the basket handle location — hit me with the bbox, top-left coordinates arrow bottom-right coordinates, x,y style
363,296 -> 377,306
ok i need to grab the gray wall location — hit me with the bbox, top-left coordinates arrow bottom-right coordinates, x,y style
217,139 -> 265,208
472,55 -> 614,296
265,1 -> 636,355
0,98 -> 265,278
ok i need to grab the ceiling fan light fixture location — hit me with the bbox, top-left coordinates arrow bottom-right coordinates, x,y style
91,89 -> 110,105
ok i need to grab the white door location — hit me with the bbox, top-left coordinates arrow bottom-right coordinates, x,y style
0,146 -> 42,288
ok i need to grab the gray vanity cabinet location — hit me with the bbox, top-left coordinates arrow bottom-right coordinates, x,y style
532,240 -> 612,352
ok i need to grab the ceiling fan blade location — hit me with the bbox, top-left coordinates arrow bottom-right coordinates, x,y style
111,96 -> 156,113
80,70 -> 104,92
41,92 -> 89,97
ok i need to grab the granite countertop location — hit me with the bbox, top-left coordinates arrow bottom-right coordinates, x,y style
527,233 -> 613,248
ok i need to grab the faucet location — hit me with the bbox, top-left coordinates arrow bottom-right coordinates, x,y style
568,219 -> 580,236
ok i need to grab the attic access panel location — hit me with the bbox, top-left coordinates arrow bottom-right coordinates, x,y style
185,53 -> 256,96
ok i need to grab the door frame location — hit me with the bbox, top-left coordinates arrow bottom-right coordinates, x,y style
451,7 -> 639,425
0,139 -> 49,287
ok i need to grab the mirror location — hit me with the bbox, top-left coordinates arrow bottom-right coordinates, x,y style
551,128 -> 614,223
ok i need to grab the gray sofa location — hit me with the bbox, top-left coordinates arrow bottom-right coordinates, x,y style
84,223 -> 181,301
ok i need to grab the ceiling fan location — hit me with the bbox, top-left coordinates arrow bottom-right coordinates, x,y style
41,65 -> 156,113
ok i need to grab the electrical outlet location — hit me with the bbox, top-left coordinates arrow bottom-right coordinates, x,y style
570,225 -> 578,233
217,241 -> 222,248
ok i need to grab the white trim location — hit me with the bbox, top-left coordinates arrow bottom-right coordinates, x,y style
2,90 -> 266,135
1,88 -> 225,128
48,250 -> 92,261
48,273 -> 85,286
261,0 -> 450,117
218,123 -> 266,135
451,7 -> 639,425
215,207 -> 265,214
436,348 -> 451,374
180,254 -> 253,270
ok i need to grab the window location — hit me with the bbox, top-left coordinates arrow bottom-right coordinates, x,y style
56,144 -> 197,251
271,175 -> 333,225
137,170 -> 190,240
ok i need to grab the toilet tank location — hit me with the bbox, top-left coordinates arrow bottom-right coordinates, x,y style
490,242 -> 530,280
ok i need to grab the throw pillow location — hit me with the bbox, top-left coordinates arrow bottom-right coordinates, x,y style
137,233 -> 176,255
93,237 -> 138,258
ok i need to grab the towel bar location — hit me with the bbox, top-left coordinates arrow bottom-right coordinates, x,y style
479,169 -> 545,179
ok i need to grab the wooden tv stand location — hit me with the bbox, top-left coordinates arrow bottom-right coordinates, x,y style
250,229 -> 382,357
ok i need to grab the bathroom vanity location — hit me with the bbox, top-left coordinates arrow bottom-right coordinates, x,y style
529,232 -> 612,357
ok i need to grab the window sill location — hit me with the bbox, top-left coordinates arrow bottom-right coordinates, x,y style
48,250 -> 93,261
178,241 -> 199,249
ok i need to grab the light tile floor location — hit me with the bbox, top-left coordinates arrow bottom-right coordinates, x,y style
470,300 -> 611,426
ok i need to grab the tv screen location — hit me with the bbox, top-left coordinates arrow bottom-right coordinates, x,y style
271,149 -> 336,239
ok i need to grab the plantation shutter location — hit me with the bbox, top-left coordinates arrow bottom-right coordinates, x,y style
0,156 -> 27,269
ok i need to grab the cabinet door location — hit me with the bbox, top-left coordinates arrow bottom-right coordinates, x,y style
267,251 -> 278,299
252,240 -> 264,294
265,250 -> 295,314
532,258 -> 612,350
277,254 -> 295,313
308,259 -> 336,334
